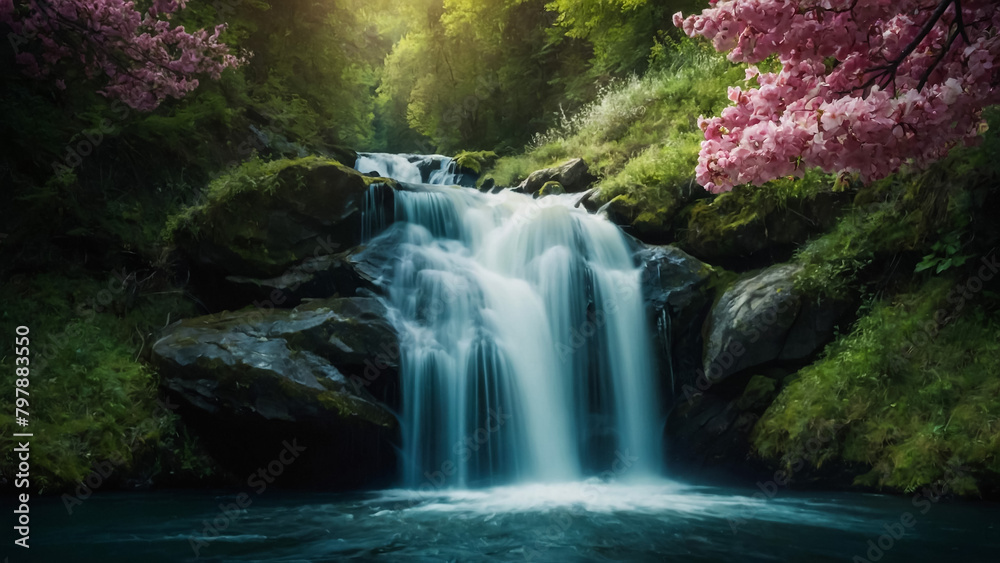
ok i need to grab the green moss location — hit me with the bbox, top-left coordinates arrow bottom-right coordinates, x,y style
162,156 -> 370,278
685,168 -> 837,254
737,375 -> 779,412
793,154 -> 981,300
753,279 -> 1000,494
453,150 -> 498,175
318,391 -> 395,428
538,181 -> 565,197
164,155 -> 354,243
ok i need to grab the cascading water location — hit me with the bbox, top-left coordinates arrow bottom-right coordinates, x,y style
356,153 -> 477,186
356,153 -> 662,488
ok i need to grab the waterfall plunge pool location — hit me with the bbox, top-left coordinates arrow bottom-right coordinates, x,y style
24,482 -> 1000,562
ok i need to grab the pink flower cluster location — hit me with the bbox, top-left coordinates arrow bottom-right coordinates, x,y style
0,0 -> 242,111
674,0 -> 1000,193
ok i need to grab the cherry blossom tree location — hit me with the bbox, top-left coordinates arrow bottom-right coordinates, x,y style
674,0 -> 1000,193
0,0 -> 242,111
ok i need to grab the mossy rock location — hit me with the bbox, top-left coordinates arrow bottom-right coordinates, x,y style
682,172 -> 851,265
538,181 -> 565,197
167,156 -> 394,278
453,150 -> 498,175
599,191 -> 687,245
152,297 -> 398,429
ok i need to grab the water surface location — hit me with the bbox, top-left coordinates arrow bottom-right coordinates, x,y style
28,481 -> 1000,562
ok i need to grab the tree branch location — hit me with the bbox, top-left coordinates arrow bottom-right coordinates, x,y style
858,0 -> 961,93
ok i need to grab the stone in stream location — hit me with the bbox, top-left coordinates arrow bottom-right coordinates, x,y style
516,158 -> 597,195
537,181 -> 566,197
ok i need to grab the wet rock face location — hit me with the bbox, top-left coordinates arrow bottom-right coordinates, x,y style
217,249 -> 382,311
637,244 -> 714,399
153,297 -> 400,421
703,264 -> 804,383
152,297 -> 401,488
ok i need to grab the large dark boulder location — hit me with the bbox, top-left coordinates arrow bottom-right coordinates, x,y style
169,157 -> 396,279
152,297 -> 401,488
637,244 -> 714,400
517,158 -> 597,195
701,263 -> 846,383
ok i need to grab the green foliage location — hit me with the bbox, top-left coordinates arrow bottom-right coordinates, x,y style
792,203 -> 884,300
546,0 -> 703,74
793,115 -> 998,300
754,280 -> 1000,494
489,37 -> 737,197
0,273 -> 208,490
752,114 -> 1000,494
375,0 -> 596,152
915,230 -> 973,274
238,0 -> 391,149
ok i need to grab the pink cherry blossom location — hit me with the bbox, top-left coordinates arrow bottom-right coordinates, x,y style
675,0 -> 1000,193
0,0 -> 242,111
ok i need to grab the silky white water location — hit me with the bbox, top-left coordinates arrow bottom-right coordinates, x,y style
356,152 -> 471,185
356,153 -> 662,488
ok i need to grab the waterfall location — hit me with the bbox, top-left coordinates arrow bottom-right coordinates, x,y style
356,153 -> 475,186
356,153 -> 662,488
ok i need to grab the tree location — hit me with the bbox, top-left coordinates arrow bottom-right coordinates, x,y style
0,0 -> 242,111
674,0 -> 1000,193
375,0 -> 592,153
547,0 -> 702,74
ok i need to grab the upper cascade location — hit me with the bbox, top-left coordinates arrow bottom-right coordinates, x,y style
356,153 -> 476,187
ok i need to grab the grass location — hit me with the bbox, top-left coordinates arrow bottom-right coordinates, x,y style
753,278 -> 999,494
0,271 -> 211,490
486,37 -> 743,216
